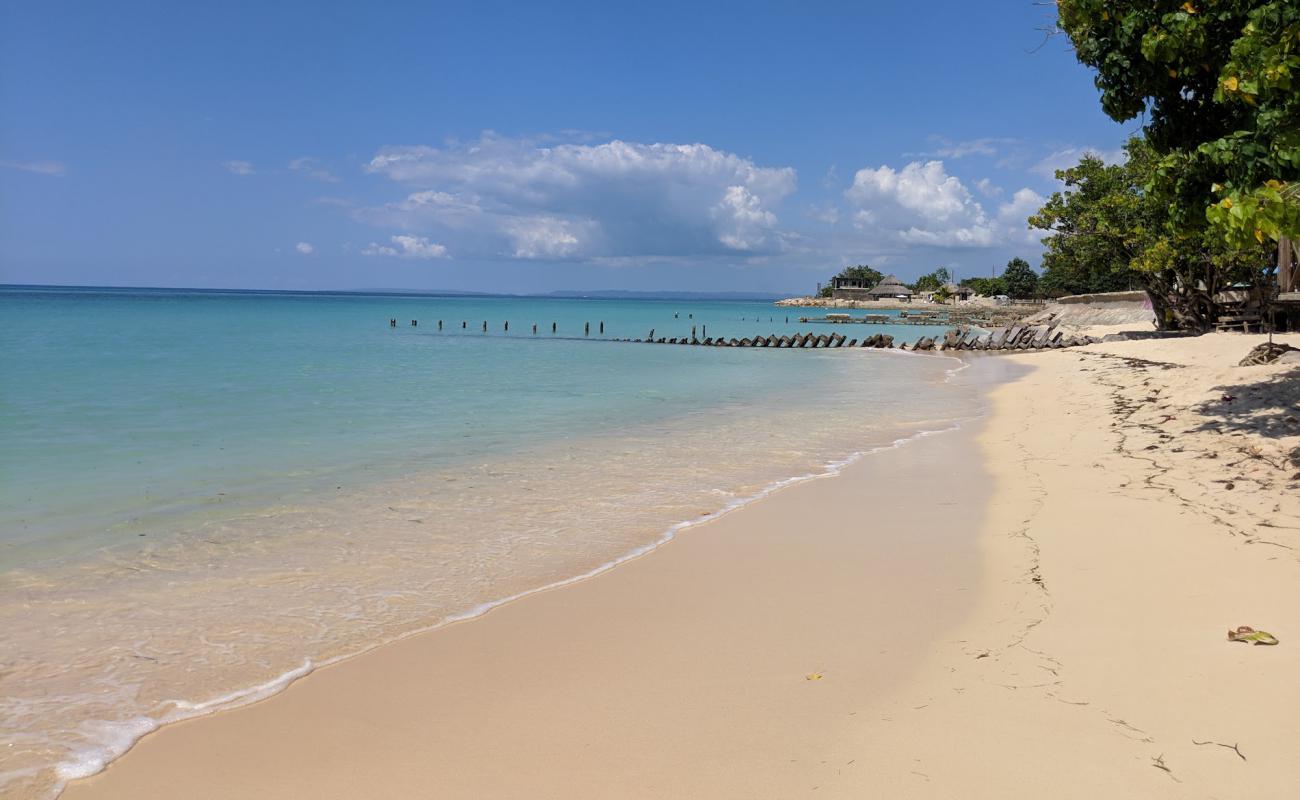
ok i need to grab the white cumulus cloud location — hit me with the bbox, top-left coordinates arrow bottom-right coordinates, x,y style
362,235 -> 449,260
295,242 -> 314,254
359,133 -> 796,261
996,188 -> 1048,244
224,160 -> 255,176
842,160 -> 1044,250
846,160 -> 997,247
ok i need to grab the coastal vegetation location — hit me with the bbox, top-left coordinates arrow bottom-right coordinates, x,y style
1000,258 -> 1039,299
1030,136 -> 1265,328
1037,0 -> 1299,329
954,259 -> 1038,300
819,265 -> 960,297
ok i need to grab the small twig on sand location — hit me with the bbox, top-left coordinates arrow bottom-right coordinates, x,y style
1192,740 -> 1247,761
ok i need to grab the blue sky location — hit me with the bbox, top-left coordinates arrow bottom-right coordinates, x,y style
0,1 -> 1134,294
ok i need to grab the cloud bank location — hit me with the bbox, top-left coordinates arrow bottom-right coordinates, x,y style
360,134 -> 797,262
342,132 -> 1061,275
843,160 -> 1041,249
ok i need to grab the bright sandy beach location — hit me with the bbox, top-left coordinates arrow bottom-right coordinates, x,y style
8,3 -> 1300,798
62,329 -> 1300,799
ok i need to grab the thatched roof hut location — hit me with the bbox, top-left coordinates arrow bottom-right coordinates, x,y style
866,275 -> 914,299
943,282 -> 973,299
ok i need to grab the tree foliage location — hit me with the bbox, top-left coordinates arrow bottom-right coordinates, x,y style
1030,136 -> 1268,329
836,264 -> 883,284
1030,143 -> 1150,297
959,276 -> 1007,297
1002,258 -> 1040,299
1056,0 -> 1300,248
912,266 -> 952,293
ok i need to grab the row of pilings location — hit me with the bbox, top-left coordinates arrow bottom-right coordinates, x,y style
393,319 -> 1097,353
629,331 -> 895,348
622,324 -> 1097,352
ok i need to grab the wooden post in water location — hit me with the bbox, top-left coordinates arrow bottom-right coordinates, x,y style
438,320 -> 443,330
482,321 -> 487,332
504,321 -> 509,332
599,321 -> 604,334
532,323 -> 537,334
585,322 -> 590,336
552,322 -> 557,333
462,321 -> 466,329
702,325 -> 707,338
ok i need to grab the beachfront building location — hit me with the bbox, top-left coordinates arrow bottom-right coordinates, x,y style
920,282 -> 973,303
830,275 -> 874,292
828,275 -> 878,300
829,273 -> 916,302
943,282 -> 973,301
864,275 -> 914,301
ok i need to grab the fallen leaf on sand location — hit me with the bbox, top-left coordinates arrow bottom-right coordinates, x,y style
805,672 -> 824,681
1227,626 -> 1279,646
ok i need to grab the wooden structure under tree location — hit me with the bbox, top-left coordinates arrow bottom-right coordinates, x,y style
1271,235 -> 1299,331
1279,235 -> 1298,297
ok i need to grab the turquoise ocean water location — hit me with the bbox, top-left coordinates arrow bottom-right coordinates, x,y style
0,286 -> 974,797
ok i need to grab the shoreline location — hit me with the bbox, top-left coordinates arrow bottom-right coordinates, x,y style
38,352 -> 982,799
62,357 -> 1010,800
62,332 -> 1300,798
4,331 -> 972,800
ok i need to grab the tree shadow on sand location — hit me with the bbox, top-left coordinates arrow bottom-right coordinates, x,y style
1189,365 -> 1300,442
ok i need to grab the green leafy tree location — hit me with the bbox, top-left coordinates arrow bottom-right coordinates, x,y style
1001,258 -> 1040,299
1030,136 -> 1267,329
837,264 -> 883,284
1056,0 -> 1300,250
912,267 -> 952,293
1030,144 -> 1149,297
959,276 -> 1007,297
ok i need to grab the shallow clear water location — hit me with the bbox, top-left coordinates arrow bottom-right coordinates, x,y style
0,286 -> 973,797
